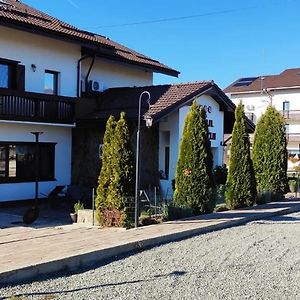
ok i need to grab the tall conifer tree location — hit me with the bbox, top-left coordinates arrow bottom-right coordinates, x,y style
174,102 -> 215,214
252,106 -> 288,200
107,112 -> 135,210
95,115 -> 116,223
225,102 -> 256,209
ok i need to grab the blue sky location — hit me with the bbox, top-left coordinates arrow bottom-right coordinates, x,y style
24,0 -> 300,88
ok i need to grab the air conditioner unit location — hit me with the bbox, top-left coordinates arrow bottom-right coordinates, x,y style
88,80 -> 103,92
246,104 -> 255,111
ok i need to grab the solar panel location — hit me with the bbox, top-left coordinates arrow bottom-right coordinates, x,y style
233,77 -> 259,87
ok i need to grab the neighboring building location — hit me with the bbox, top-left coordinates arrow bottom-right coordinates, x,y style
0,0 -> 177,202
224,68 -> 300,173
75,81 -> 252,198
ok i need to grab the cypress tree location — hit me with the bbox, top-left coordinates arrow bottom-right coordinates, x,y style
252,106 -> 288,200
107,112 -> 135,218
95,115 -> 116,223
174,102 -> 215,214
225,102 -> 256,209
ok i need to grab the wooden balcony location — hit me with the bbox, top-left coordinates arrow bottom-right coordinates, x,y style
0,88 -> 75,124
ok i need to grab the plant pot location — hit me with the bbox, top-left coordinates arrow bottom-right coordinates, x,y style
70,212 -> 77,223
290,185 -> 296,193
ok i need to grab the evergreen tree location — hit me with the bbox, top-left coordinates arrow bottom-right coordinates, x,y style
107,112 -> 135,214
174,102 -> 215,214
252,106 -> 288,200
225,102 -> 256,209
95,115 -> 116,223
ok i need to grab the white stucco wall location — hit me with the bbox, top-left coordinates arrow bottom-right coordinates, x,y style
159,95 -> 225,198
228,89 -> 300,131
0,25 -> 155,97
82,58 -> 153,91
0,26 -> 80,97
228,89 -> 300,161
0,122 -> 72,202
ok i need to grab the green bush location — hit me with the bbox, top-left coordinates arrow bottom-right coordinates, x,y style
163,203 -> 193,221
225,102 -> 257,209
74,200 -> 84,213
174,101 -> 215,214
96,113 -> 135,227
252,106 -> 288,200
213,165 -> 228,186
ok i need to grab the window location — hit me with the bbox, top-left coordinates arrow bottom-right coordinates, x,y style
0,63 -> 10,88
164,146 -> 170,180
283,101 -> 290,111
0,58 -> 25,91
44,70 -> 59,95
0,142 -> 55,183
285,124 -> 290,134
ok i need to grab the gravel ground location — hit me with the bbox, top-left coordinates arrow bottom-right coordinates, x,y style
2,212 -> 300,300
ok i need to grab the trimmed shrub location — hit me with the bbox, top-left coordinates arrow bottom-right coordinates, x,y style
174,101 -> 215,214
107,112 -> 135,225
225,102 -> 257,209
252,106 -> 288,201
96,113 -> 135,227
95,115 -> 116,224
213,165 -> 228,186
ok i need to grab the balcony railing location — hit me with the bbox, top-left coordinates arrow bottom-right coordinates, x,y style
280,110 -> 300,121
286,133 -> 300,142
0,88 -> 75,124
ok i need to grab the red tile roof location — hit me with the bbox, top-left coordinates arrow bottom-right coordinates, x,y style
81,81 -> 235,121
224,68 -> 300,94
0,0 -> 179,76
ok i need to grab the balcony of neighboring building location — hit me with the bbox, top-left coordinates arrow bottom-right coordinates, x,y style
0,88 -> 76,124
280,110 -> 300,123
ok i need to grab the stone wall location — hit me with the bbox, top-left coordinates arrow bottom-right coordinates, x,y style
71,121 -> 159,192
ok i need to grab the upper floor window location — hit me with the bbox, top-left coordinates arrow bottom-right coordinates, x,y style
44,70 -> 59,95
0,63 -> 10,88
0,58 -> 25,91
283,101 -> 290,111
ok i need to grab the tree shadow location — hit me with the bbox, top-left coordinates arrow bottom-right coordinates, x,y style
3,271 -> 187,299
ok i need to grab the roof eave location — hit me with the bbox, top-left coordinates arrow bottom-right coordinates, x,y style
0,18 -> 179,77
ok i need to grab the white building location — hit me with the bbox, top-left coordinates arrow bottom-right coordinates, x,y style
224,68 -> 300,173
0,0 -> 241,202
77,82 -> 243,198
0,0 -> 178,202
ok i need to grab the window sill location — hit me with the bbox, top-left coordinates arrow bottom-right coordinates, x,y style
0,178 -> 57,184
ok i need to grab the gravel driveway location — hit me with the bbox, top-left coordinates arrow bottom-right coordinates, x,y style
1,212 -> 300,300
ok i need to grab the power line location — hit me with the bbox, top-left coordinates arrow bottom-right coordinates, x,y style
85,7 -> 254,29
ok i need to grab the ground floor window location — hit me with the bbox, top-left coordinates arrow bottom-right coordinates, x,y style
0,142 -> 55,183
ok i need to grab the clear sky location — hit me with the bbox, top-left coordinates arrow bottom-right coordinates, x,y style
23,0 -> 300,88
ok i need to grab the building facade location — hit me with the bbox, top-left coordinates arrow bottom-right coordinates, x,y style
0,0 -> 177,202
0,0 -> 240,202
224,68 -> 300,173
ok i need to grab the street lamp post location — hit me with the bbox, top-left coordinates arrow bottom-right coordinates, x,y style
135,91 -> 152,228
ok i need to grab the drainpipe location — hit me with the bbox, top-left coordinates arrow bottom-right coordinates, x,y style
77,54 -> 91,97
85,55 -> 96,92
263,88 -> 273,106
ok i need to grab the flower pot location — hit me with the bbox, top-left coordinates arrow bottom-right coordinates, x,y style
290,185 -> 296,193
70,212 -> 77,223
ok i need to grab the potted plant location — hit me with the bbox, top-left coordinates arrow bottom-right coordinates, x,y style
289,179 -> 297,193
70,200 -> 84,223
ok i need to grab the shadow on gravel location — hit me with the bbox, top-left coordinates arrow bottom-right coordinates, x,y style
253,214 -> 300,223
3,271 -> 187,299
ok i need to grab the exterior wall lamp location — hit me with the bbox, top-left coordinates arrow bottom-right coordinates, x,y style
31,64 -> 37,72
135,91 -> 152,228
